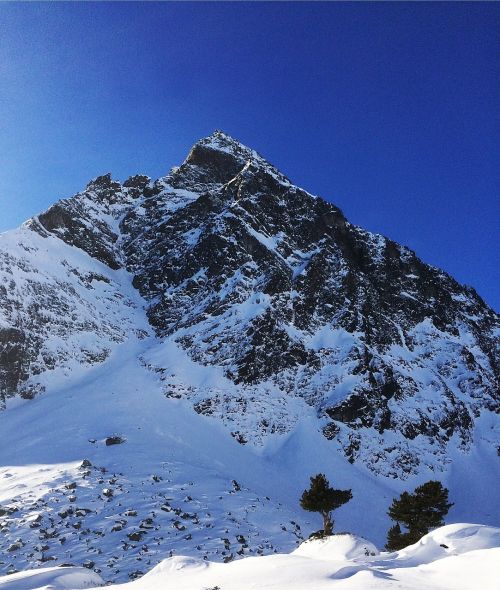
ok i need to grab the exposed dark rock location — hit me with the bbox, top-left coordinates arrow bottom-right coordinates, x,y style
0,328 -> 28,405
37,202 -> 121,270
105,435 -> 125,446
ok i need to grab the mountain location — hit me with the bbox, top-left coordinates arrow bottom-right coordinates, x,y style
0,131 -> 498,582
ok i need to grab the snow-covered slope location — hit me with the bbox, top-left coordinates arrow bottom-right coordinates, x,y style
1,524 -> 498,590
0,131 -> 498,582
0,343 -> 389,581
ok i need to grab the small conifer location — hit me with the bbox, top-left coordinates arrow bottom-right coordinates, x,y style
386,481 -> 453,550
300,473 -> 352,537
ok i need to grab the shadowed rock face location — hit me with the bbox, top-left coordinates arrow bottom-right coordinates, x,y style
0,130 -> 498,476
34,174 -> 126,269
0,327 -> 28,399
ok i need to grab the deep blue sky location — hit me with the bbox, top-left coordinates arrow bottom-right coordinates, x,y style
0,3 -> 498,310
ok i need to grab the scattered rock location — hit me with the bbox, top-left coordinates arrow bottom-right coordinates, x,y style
105,435 -> 125,446
124,509 -> 137,517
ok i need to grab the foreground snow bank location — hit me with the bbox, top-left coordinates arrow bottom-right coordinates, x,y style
391,522 -> 500,565
292,533 -> 378,560
0,566 -> 104,590
2,524 -> 498,590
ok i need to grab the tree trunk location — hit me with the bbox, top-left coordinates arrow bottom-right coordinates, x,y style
322,511 -> 333,536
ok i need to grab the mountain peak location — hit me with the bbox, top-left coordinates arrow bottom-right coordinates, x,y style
177,130 -> 290,187
195,129 -> 252,155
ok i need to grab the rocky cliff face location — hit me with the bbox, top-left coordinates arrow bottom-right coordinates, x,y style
0,131 -> 498,478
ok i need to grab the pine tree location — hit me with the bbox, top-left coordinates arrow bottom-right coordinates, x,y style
300,473 -> 352,537
386,481 -> 453,550
386,523 -> 404,551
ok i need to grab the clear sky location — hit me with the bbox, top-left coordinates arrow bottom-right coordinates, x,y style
0,3 -> 498,310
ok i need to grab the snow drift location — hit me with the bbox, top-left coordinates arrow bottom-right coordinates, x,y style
1,524 -> 498,590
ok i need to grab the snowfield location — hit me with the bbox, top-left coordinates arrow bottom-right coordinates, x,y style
1,524 -> 498,590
